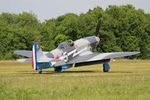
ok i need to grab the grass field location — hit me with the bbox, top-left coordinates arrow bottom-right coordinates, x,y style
0,59 -> 150,100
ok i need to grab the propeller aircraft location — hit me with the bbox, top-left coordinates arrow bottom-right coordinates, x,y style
14,18 -> 139,74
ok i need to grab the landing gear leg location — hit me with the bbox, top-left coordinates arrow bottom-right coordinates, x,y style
54,67 -> 63,72
38,69 -> 42,74
103,63 -> 110,72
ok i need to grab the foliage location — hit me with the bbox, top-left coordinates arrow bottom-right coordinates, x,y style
0,5 -> 150,59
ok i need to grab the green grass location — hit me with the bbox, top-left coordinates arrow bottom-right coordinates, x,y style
0,59 -> 150,100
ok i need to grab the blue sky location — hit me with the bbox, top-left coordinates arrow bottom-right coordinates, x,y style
0,0 -> 150,21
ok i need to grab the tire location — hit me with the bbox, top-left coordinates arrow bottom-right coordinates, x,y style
103,63 -> 110,72
39,70 -> 42,74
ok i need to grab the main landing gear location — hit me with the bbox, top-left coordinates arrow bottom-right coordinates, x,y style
103,63 -> 110,72
54,65 -> 71,72
54,67 -> 63,72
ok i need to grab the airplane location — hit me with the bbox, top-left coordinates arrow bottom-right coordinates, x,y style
14,18 -> 140,74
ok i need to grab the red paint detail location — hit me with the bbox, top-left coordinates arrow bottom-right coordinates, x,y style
75,45 -> 78,48
56,54 -> 60,60
32,51 -> 34,69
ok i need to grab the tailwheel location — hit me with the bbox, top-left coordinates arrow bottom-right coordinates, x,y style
38,70 -> 42,74
103,63 -> 110,72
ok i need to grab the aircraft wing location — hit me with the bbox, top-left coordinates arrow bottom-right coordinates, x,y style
14,49 -> 139,67
67,52 -> 140,64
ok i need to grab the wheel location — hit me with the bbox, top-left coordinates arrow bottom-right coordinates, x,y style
38,70 -> 42,74
54,67 -> 63,72
103,63 -> 110,72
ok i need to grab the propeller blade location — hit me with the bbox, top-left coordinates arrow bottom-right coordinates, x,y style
95,17 -> 105,52
95,17 -> 103,36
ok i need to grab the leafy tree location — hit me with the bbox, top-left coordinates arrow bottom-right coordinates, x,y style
0,5 -> 150,59
56,13 -> 79,40
0,12 -> 41,59
40,19 -> 57,51
54,34 -> 69,46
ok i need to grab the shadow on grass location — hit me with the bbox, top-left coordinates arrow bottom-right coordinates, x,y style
17,70 -> 133,75
17,70 -> 99,75
109,71 -> 133,73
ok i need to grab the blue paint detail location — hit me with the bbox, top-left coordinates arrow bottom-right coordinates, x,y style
34,42 -> 39,70
61,64 -> 72,69
38,62 -> 51,69
103,63 -> 110,72
54,64 -> 72,72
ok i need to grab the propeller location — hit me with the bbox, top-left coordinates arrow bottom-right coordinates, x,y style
95,17 -> 105,52
96,17 -> 103,37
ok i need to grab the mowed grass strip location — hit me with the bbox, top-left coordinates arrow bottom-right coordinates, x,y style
0,59 -> 150,100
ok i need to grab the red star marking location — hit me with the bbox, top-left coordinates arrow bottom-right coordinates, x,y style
75,45 -> 79,48
56,54 -> 60,60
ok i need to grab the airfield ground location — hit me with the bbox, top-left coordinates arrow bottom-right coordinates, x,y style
0,59 -> 150,100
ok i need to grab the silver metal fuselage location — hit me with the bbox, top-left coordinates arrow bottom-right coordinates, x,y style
48,36 -> 100,61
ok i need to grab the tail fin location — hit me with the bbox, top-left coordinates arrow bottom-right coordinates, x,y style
32,42 -> 51,70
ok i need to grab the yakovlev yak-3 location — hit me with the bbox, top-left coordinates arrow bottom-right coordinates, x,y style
14,19 -> 139,74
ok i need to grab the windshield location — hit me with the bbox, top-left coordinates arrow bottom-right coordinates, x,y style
57,40 -> 74,50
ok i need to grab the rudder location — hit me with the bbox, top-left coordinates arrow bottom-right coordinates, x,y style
32,42 -> 38,70
32,42 -> 52,70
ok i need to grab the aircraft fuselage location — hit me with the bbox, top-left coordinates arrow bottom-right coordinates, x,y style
47,36 -> 100,62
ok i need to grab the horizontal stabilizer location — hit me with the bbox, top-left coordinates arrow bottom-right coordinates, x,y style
17,58 -> 32,62
14,50 -> 49,58
14,50 -> 32,57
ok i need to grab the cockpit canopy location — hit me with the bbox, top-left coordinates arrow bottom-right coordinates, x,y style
57,40 -> 74,50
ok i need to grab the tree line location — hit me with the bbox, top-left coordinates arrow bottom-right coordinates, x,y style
0,5 -> 150,60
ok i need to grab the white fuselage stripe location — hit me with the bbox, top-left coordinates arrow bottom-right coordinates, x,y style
33,45 -> 36,69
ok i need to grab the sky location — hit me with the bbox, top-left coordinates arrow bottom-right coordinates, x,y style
0,0 -> 150,21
